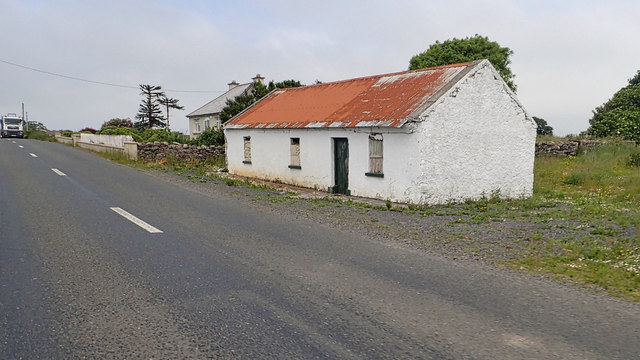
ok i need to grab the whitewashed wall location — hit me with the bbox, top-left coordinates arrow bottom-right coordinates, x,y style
225,128 -> 421,201
79,133 -> 133,148
412,60 -> 536,204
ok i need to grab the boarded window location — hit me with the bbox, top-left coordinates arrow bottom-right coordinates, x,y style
368,134 -> 383,174
243,136 -> 251,163
290,138 -> 301,167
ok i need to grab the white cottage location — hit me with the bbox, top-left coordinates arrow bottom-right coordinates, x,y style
224,60 -> 536,205
187,74 -> 265,139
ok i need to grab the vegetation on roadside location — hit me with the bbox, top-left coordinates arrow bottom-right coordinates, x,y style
25,129 -> 55,141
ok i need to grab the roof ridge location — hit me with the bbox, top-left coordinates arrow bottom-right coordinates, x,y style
187,82 -> 254,117
285,61 -> 474,92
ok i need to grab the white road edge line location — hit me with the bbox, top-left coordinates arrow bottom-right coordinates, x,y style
110,207 -> 163,234
51,168 -> 66,176
29,153 -> 38,158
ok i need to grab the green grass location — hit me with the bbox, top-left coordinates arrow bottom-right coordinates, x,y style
514,143 -> 640,300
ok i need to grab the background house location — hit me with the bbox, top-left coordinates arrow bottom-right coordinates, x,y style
186,74 -> 264,139
224,60 -> 536,205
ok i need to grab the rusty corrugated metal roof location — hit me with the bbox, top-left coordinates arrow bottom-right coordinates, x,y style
225,62 -> 476,130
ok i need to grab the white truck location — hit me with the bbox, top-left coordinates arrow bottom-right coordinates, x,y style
1,113 -> 25,138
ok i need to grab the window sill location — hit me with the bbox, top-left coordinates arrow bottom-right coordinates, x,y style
242,160 -> 252,164
365,172 -> 384,178
288,165 -> 302,169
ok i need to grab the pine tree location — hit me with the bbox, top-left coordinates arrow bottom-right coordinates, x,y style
135,84 -> 166,130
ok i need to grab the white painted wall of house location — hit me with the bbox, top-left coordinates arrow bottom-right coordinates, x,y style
225,60 -> 536,204
225,128 -> 420,200
412,60 -> 536,204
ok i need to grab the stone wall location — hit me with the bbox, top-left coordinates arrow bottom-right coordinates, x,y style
137,142 -> 224,162
535,140 -> 632,157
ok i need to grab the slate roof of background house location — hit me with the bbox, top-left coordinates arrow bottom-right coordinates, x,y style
187,83 -> 253,117
225,61 -> 480,130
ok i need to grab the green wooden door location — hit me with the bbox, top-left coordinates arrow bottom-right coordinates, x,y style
333,138 -> 349,194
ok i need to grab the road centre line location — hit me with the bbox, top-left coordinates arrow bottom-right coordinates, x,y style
110,207 -> 163,233
18,145 -> 24,148
29,153 -> 38,158
51,168 -> 66,176
11,141 -> 16,143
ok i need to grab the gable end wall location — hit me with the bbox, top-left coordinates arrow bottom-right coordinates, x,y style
413,60 -> 536,204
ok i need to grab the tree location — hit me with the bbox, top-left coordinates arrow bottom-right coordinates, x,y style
135,84 -> 166,130
27,121 -> 47,131
533,116 -> 553,136
409,34 -> 516,92
587,70 -> 640,142
158,96 -> 184,131
219,79 -> 303,122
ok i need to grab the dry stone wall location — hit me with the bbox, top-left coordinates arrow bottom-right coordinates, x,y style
137,142 -> 224,162
535,140 -> 633,156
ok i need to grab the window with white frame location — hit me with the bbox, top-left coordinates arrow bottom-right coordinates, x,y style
366,134 -> 383,177
243,136 -> 252,164
194,119 -> 201,133
204,118 -> 210,130
289,137 -> 301,169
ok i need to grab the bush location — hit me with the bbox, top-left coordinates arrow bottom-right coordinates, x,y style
60,130 -> 73,137
98,126 -> 142,142
101,118 -> 133,130
195,127 -> 225,146
26,130 -> 55,141
79,127 -> 97,134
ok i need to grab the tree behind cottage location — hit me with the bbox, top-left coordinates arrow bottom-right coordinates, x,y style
588,70 -> 640,142
409,34 -> 517,92
135,84 -> 166,130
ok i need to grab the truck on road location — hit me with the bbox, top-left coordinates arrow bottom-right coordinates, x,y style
1,113 -> 25,138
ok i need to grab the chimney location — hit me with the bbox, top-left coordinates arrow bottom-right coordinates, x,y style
227,80 -> 239,90
252,73 -> 265,85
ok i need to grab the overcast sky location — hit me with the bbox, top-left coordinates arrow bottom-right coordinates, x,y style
1,0 -> 639,135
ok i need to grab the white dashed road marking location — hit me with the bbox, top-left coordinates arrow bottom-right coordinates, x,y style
18,145 -> 24,148
52,168 -> 66,176
11,141 -> 16,143
110,207 -> 163,233
29,153 -> 38,158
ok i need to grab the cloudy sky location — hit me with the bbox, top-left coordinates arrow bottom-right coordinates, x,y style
1,0 -> 638,135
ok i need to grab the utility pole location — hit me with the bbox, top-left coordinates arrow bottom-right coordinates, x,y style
22,103 -> 28,131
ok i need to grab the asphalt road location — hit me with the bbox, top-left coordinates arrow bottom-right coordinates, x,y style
1,138 -> 639,359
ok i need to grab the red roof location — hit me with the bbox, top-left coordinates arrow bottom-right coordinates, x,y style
225,61 -> 477,129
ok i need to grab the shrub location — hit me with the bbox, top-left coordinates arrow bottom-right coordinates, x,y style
196,127 -> 225,146
79,127 -> 97,134
26,130 -> 55,141
101,118 -> 133,130
98,126 -> 142,142
60,130 -> 73,137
